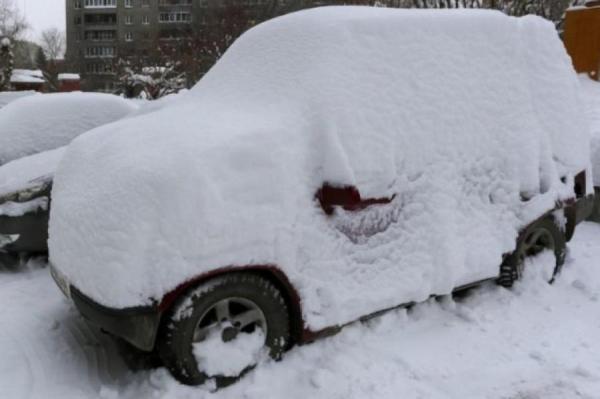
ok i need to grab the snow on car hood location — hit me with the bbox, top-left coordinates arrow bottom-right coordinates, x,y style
0,146 -> 65,199
49,8 -> 590,329
0,92 -> 138,165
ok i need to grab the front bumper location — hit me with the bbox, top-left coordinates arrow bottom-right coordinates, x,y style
576,193 -> 595,225
0,207 -> 49,254
0,181 -> 51,255
50,264 -> 161,351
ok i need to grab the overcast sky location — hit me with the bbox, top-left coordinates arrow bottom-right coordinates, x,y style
16,0 -> 66,43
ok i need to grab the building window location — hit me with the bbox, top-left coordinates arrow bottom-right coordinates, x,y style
85,46 -> 115,58
85,30 -> 116,41
124,0 -> 132,7
84,0 -> 116,7
84,13 -> 117,25
125,32 -> 133,41
125,15 -> 133,25
142,15 -> 149,24
159,12 -> 192,23
86,63 -> 114,75
74,16 -> 82,25
141,0 -> 149,7
74,0 -> 82,8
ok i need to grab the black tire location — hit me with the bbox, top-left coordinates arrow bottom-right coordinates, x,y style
158,273 -> 290,387
498,216 -> 566,288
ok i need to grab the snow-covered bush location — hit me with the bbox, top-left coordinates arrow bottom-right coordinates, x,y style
116,59 -> 186,100
0,37 -> 13,91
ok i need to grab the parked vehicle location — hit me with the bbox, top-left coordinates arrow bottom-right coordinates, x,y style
49,8 -> 593,386
0,93 -> 137,265
578,75 -> 600,222
0,148 -> 60,265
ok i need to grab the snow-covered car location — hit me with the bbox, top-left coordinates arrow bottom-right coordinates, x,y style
0,93 -> 137,265
0,92 -> 137,165
49,8 -> 593,386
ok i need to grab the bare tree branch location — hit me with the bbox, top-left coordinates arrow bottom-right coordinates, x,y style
0,0 -> 27,41
39,28 -> 65,61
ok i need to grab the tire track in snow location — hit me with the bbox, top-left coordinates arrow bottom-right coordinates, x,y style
0,262 -> 129,398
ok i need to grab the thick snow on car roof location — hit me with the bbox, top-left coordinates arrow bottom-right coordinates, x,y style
0,92 -> 138,165
50,7 -> 589,328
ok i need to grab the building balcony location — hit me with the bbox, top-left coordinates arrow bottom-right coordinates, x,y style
84,13 -> 117,26
83,0 -> 117,8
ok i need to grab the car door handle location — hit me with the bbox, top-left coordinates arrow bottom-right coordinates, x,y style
315,183 -> 395,216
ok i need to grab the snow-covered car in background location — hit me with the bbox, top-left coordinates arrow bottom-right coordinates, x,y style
49,8 -> 593,386
0,93 -> 137,265
0,92 -> 137,165
578,75 -> 600,222
0,90 -> 37,110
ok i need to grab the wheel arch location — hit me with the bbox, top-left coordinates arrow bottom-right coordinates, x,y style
157,265 -> 306,347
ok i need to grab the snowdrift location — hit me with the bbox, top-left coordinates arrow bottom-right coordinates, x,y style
50,7 -> 590,330
0,92 -> 137,165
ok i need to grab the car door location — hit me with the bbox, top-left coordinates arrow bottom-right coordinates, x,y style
293,126 -> 429,331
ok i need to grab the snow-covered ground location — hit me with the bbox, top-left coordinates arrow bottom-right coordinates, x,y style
2,222 -> 600,399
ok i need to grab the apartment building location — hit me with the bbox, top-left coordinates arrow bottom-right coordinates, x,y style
65,0 -> 402,91
66,0 -> 190,90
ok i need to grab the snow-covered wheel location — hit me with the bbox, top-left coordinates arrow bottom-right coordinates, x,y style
158,273 -> 290,387
498,216 -> 566,287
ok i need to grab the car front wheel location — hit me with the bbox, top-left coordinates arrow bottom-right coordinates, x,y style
158,272 -> 291,387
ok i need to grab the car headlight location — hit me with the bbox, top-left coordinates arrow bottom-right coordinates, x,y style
0,234 -> 19,249
50,263 -> 71,299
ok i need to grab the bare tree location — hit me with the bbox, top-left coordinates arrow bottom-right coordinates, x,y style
0,0 -> 27,41
39,28 -> 65,61
35,28 -> 65,92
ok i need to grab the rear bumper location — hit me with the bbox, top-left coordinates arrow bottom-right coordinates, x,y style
50,264 -> 161,351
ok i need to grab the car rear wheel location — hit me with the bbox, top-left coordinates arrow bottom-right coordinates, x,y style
498,216 -> 566,287
158,273 -> 290,387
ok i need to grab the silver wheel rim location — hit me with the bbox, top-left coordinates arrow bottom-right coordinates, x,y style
516,227 -> 556,278
192,297 -> 267,345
